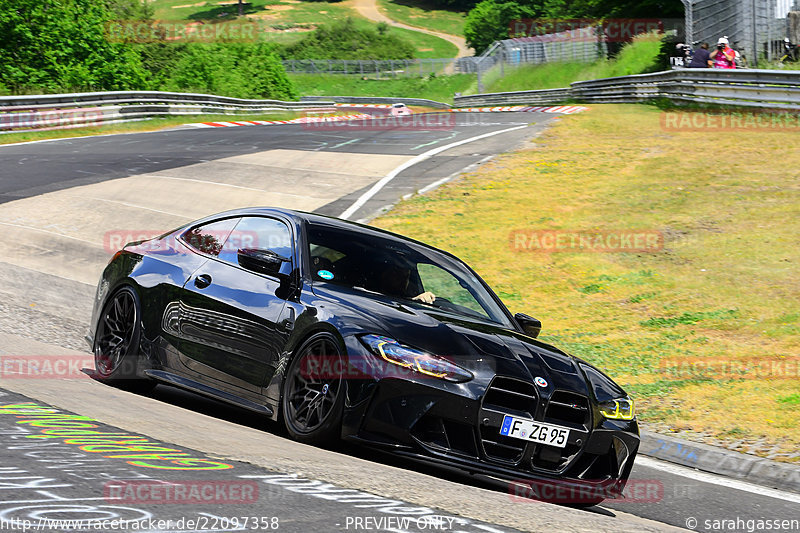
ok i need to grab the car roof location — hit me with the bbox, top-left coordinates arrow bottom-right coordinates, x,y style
203,207 -> 461,261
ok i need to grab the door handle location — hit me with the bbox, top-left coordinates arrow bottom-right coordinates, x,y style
194,274 -> 212,289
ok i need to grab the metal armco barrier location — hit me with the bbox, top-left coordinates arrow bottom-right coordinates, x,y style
300,96 -> 451,109
0,91 -> 335,132
452,88 -> 572,107
453,69 -> 800,111
5,69 -> 800,132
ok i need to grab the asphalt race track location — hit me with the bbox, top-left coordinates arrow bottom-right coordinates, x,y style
0,112 -> 798,533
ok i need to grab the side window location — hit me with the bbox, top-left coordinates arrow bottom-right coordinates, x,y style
417,263 -> 488,318
181,218 -> 239,256
217,217 -> 293,267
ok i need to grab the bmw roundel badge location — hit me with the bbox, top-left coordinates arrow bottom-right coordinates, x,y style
534,376 -> 548,388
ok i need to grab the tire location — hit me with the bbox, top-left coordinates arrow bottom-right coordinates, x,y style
93,286 -> 155,392
281,332 -> 346,445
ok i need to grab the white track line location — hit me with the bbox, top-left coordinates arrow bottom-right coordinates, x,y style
635,455 -> 800,503
0,222 -> 102,247
338,125 -> 527,220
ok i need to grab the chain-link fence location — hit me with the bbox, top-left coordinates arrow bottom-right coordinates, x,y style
281,59 -> 456,77
689,0 -> 797,66
457,32 -> 607,75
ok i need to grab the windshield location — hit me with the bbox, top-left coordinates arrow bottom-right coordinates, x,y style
306,223 -> 512,326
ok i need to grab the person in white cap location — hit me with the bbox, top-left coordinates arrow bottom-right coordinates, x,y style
710,36 -> 736,68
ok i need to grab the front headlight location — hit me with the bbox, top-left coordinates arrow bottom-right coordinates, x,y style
579,362 -> 636,421
599,397 -> 635,420
360,334 -> 473,383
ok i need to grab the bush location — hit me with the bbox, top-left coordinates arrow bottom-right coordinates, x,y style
284,18 -> 416,60
0,0 -> 148,92
164,42 -> 298,100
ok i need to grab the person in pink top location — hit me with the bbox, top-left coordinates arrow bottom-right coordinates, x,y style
710,37 -> 736,68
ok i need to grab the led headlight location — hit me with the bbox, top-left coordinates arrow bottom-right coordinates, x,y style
579,362 -> 636,421
360,334 -> 473,383
599,397 -> 635,420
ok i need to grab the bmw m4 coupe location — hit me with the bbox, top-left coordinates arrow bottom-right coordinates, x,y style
89,207 -> 638,504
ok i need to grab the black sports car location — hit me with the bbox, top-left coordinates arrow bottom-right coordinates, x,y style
89,207 -> 638,504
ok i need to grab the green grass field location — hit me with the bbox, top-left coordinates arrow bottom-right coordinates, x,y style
485,33 -> 663,92
289,73 -> 474,102
147,0 -> 457,56
372,104 -> 800,462
376,0 -> 466,37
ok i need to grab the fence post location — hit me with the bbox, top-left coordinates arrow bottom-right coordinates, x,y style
477,56 -> 484,93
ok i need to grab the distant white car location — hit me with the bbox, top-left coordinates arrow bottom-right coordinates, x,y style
390,103 -> 412,117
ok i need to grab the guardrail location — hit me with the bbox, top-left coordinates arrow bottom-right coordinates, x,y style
0,91 -> 335,132
300,95 -> 451,109
451,88 -> 571,107
453,69 -> 800,111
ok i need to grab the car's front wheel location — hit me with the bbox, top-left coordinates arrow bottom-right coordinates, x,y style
282,332 -> 346,445
93,286 -> 155,392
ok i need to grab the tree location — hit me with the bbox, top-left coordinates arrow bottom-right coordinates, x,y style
0,0 -> 148,92
464,0 -> 539,54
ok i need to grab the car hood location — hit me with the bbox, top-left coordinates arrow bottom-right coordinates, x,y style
313,284 -> 591,395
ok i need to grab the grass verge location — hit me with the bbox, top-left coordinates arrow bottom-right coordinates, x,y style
485,33 -> 662,92
0,111 -> 304,145
289,73 -> 474,103
372,103 -> 800,462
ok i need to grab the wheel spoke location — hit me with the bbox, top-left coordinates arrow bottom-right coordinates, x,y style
285,339 -> 343,434
95,291 -> 137,377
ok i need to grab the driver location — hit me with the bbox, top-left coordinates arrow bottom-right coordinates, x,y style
380,264 -> 435,304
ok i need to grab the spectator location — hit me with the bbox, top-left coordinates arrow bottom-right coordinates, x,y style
688,42 -> 712,68
710,37 -> 736,69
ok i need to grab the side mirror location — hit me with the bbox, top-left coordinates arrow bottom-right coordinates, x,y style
515,312 -> 542,338
237,248 -> 289,277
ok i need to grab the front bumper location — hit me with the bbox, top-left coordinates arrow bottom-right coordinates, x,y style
340,337 -> 639,494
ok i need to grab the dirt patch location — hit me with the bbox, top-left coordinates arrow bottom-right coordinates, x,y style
265,25 -> 315,33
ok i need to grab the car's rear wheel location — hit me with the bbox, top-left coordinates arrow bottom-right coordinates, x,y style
282,332 -> 345,445
94,286 -> 155,392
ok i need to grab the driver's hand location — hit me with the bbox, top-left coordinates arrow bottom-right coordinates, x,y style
412,291 -> 436,304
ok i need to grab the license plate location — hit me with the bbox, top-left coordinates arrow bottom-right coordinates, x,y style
499,415 -> 570,448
